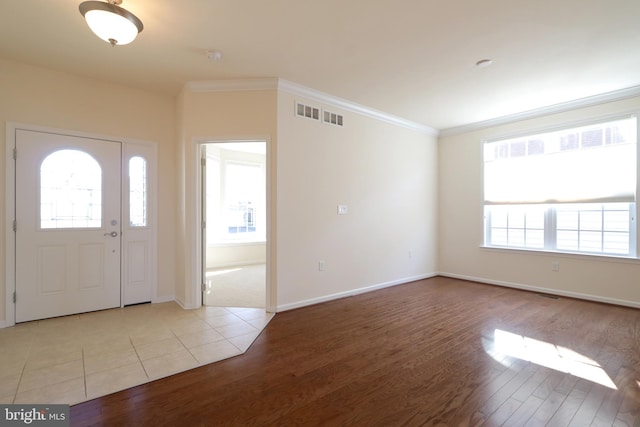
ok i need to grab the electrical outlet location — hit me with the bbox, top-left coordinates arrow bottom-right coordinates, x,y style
337,205 -> 348,215
551,261 -> 560,272
318,260 -> 325,271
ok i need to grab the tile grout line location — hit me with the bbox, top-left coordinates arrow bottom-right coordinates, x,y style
171,324 -> 207,369
226,336 -> 244,354
130,335 -> 151,380
177,316 -> 246,364
170,327 -> 201,368
12,321 -> 39,404
12,351 -> 28,404
228,316 -> 261,353
81,348 -> 88,401
1,304 -> 272,405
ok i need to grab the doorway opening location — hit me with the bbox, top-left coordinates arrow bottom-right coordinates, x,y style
201,141 -> 267,308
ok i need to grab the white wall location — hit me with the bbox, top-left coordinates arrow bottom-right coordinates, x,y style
177,88 -> 277,309
178,84 -> 439,312
0,59 -> 178,325
438,96 -> 640,307
276,90 -> 439,309
206,244 -> 266,269
6,56 -> 636,327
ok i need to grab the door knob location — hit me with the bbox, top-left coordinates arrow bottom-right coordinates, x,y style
104,231 -> 119,237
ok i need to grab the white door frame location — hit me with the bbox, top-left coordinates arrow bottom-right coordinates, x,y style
191,136 -> 274,312
5,122 -> 158,327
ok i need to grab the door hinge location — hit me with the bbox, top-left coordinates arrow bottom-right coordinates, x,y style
13,220 -> 16,232
201,157 -> 206,167
201,282 -> 206,292
201,220 -> 206,229
13,291 -> 16,303
12,147 -> 16,160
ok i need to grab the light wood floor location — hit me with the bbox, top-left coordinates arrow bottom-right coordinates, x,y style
70,277 -> 640,426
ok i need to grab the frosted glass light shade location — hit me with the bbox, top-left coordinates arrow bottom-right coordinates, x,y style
79,1 -> 143,46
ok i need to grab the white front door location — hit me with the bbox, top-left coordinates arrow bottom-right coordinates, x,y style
15,129 -> 122,322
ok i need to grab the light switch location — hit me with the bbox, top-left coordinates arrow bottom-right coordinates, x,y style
337,205 -> 348,215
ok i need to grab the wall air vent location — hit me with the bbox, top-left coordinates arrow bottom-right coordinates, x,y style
296,102 -> 320,121
323,110 -> 344,127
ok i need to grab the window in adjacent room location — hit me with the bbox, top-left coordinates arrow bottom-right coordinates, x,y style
483,116 -> 637,257
205,143 -> 266,243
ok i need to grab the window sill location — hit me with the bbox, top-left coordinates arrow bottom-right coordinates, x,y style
479,245 -> 640,264
208,240 -> 266,248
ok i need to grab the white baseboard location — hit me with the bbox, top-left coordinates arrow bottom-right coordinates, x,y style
173,297 -> 186,309
207,261 -> 266,270
172,297 -> 200,310
1,296 -> 176,328
438,272 -> 640,309
152,295 -> 175,304
275,273 -> 438,312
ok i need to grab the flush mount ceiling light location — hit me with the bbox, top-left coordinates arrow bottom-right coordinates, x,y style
79,0 -> 143,46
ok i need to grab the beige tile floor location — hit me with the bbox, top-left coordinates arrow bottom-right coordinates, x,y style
0,302 -> 274,405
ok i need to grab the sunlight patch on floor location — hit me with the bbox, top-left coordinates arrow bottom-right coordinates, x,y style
205,269 -> 241,296
486,329 -> 617,390
206,268 -> 242,277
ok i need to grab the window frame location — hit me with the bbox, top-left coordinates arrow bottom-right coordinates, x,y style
482,114 -> 639,259
223,160 -> 262,236
484,203 -> 637,257
205,147 -> 266,245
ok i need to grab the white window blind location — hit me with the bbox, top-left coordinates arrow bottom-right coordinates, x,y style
484,117 -> 637,205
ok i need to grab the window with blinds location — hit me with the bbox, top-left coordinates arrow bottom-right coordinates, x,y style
483,116 -> 637,256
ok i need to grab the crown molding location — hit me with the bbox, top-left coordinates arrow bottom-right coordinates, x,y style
440,85 -> 640,137
277,79 -> 438,136
184,78 -> 438,136
184,78 -> 279,93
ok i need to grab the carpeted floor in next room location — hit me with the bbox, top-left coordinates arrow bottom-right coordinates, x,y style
205,264 -> 266,308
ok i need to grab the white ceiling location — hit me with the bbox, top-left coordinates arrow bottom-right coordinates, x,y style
2,0 -> 640,131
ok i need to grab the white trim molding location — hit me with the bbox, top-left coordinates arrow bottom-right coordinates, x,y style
184,78 -> 438,136
5,124 -> 16,328
438,272 -> 640,309
151,295 -> 175,304
185,78 -> 279,93
275,273 -> 438,312
189,136 -> 276,313
277,79 -> 438,136
440,85 -> 640,137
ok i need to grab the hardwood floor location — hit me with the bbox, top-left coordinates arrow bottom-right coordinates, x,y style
70,277 -> 640,426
